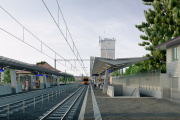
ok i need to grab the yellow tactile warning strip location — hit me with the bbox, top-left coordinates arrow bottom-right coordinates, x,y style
90,84 -> 102,120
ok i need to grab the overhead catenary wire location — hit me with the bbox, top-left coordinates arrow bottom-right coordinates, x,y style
42,0 -> 87,75
0,6 -> 80,74
56,0 -> 87,74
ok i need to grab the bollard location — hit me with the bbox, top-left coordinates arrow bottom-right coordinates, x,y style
48,93 -> 49,103
34,97 -> 35,111
7,104 -> 9,120
42,95 -> 43,106
23,101 -> 25,114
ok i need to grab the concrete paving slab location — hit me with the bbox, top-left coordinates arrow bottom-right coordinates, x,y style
85,84 -> 180,120
84,87 -> 94,120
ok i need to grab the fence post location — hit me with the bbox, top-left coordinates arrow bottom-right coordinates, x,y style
34,97 -> 35,111
23,101 -> 25,114
7,104 -> 9,120
52,91 -> 53,101
42,95 -> 43,106
48,93 -> 49,103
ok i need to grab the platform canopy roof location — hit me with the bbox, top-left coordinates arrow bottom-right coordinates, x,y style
90,56 -> 149,76
0,56 -> 72,77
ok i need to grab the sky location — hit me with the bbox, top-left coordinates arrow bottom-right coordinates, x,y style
0,0 -> 152,76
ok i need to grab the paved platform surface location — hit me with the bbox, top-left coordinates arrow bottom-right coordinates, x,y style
84,84 -> 180,120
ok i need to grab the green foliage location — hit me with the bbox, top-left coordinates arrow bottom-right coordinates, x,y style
112,71 -> 119,76
61,77 -> 65,82
36,61 -> 47,65
3,69 -> 11,83
124,61 -> 147,75
71,77 -> 75,81
134,0 -> 180,73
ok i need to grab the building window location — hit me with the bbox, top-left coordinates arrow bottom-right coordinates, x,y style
172,47 -> 178,61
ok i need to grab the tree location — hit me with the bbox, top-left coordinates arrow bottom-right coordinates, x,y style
3,69 -> 11,83
135,0 -> 180,73
112,71 -> 119,76
124,61 -> 147,75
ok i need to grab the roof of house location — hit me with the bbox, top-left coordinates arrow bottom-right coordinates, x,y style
16,62 -> 62,74
36,62 -> 61,73
154,35 -> 180,50
16,70 -> 31,74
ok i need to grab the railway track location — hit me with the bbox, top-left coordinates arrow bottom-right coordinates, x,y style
39,85 -> 87,120
0,83 -> 78,118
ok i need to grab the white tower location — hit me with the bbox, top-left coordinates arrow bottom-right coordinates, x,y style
99,37 -> 115,59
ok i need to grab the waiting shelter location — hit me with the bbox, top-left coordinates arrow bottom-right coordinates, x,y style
90,56 -> 149,93
0,56 -> 73,95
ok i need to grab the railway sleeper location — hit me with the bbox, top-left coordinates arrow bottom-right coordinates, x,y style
47,116 -> 62,120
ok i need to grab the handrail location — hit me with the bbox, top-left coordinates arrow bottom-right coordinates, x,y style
131,88 -> 137,96
0,84 -> 73,108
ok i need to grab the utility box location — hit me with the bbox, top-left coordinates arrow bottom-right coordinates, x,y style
35,80 -> 40,88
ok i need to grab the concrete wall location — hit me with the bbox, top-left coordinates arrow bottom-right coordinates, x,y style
0,84 -> 12,95
0,84 -> 22,96
123,86 -> 140,97
46,83 -> 50,88
140,88 -> 162,98
107,85 -> 114,97
112,84 -> 123,96
17,84 -> 22,93
40,83 -> 44,89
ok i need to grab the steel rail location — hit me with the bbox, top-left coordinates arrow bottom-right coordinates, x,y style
39,85 -> 86,120
61,85 -> 86,119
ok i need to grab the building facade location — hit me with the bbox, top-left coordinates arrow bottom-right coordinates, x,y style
99,37 -> 115,59
154,35 -> 180,101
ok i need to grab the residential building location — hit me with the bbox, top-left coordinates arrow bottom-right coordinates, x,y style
154,35 -> 180,90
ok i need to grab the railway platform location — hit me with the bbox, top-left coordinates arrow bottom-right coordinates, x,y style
0,83 -> 75,106
82,84 -> 180,120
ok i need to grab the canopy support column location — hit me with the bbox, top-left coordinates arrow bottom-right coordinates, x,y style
57,77 -> 60,86
43,74 -> 48,88
1,72 -> 4,82
10,69 -> 19,93
65,77 -> 66,84
53,76 -> 55,85
102,70 -> 109,93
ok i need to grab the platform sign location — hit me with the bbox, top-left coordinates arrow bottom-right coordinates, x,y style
46,75 -> 49,77
0,69 -> 4,72
93,74 -> 99,76
35,74 -> 43,76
